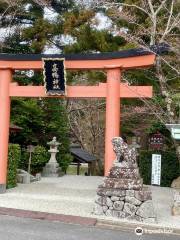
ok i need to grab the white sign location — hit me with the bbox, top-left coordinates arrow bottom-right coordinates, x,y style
151,154 -> 161,185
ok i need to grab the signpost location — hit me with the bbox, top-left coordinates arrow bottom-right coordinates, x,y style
27,145 -> 35,174
165,123 -> 180,215
151,154 -> 161,186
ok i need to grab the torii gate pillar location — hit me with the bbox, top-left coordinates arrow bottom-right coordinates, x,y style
105,67 -> 121,176
0,69 -> 11,193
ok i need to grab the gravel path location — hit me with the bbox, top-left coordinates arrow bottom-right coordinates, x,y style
0,176 -> 103,217
0,176 -> 179,228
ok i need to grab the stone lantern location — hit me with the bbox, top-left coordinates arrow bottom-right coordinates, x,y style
42,137 -> 63,177
165,124 -> 180,159
165,124 -> 180,216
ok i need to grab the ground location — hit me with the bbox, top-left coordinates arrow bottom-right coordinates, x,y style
0,215 -> 179,240
0,176 -> 180,231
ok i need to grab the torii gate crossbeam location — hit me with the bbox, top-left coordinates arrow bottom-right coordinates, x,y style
0,49 -> 155,193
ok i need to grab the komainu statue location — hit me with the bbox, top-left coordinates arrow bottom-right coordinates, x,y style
112,137 -> 136,166
93,137 -> 156,223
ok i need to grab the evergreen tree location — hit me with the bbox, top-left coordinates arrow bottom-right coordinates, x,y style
1,0 -> 75,171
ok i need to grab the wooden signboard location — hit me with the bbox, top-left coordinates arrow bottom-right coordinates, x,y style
43,58 -> 66,95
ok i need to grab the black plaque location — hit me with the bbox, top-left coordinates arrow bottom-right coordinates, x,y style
43,58 -> 66,95
149,132 -> 164,150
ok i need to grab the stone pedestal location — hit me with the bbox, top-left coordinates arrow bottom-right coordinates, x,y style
93,137 -> 156,223
42,162 -> 63,177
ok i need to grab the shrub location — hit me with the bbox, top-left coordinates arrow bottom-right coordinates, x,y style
57,153 -> 73,172
20,145 -> 72,174
7,144 -> 21,189
21,145 -> 48,174
138,150 -> 180,187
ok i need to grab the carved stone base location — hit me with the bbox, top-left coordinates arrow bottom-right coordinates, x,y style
102,178 -> 143,190
94,137 -> 156,222
94,184 -> 156,222
109,166 -> 140,179
42,162 -> 64,177
94,166 -> 156,222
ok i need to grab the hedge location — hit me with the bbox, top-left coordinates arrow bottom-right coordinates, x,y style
138,150 -> 180,187
7,144 -> 21,189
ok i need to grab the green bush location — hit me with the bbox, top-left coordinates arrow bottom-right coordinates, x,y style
7,144 -> 21,189
20,145 -> 72,174
21,146 -> 48,174
57,153 -> 73,172
138,150 -> 180,187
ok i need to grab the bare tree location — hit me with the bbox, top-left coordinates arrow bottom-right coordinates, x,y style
93,0 -> 180,159
67,98 -> 105,174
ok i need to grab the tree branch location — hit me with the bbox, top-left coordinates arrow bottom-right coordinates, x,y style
155,0 -> 167,15
160,0 -> 174,42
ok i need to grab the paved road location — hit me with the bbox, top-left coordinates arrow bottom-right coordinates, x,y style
0,215 -> 179,240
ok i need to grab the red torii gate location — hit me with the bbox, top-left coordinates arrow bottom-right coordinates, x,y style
0,49 -> 155,193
